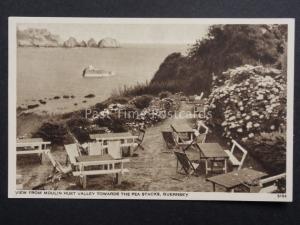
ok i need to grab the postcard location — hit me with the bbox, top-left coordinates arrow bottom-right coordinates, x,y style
8,17 -> 294,201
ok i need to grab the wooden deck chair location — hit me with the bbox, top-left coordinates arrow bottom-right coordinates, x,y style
161,128 -> 177,151
258,173 -> 286,193
174,151 -> 200,176
134,129 -> 145,151
195,121 -> 209,143
65,143 -> 80,166
224,140 -> 247,170
45,151 -> 72,174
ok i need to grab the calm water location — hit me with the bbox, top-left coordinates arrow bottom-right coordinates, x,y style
17,44 -> 187,113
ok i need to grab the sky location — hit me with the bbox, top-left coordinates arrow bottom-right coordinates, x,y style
17,23 -> 210,44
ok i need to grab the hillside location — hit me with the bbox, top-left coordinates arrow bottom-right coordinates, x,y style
149,25 -> 287,96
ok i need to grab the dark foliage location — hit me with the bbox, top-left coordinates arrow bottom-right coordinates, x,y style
33,122 -> 67,144
132,95 -> 153,109
67,117 -> 91,143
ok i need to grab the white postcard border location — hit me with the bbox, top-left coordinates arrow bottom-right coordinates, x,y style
8,17 -> 295,201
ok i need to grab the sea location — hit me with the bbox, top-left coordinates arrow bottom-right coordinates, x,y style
17,44 -> 188,114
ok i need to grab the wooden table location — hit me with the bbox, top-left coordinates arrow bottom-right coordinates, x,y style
171,123 -> 195,145
89,132 -> 138,145
89,132 -> 138,156
207,168 -> 268,192
76,154 -> 114,162
197,143 -> 229,175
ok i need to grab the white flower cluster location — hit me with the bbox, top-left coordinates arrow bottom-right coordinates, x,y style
207,64 -> 286,141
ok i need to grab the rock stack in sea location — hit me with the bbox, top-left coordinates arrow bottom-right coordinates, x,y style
87,38 -> 98,47
63,37 -> 79,48
79,40 -> 87,47
98,37 -> 120,48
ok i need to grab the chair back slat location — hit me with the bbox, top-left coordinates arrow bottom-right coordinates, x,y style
138,129 -> 145,142
195,121 -> 208,143
65,144 -> 80,165
89,142 -> 103,155
107,140 -> 121,159
174,151 -> 191,174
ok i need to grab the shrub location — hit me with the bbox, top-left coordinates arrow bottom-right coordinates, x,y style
33,122 -> 67,144
95,116 -> 127,133
94,102 -> 107,111
109,96 -> 130,104
132,95 -> 153,109
67,117 -> 91,143
206,64 -> 286,173
244,132 -> 286,173
158,91 -> 172,99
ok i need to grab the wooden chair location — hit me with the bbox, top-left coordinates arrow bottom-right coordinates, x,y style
45,151 -> 72,174
224,140 -> 247,170
134,129 -> 145,151
65,143 -> 81,167
174,151 -> 200,176
195,121 -> 209,143
161,129 -> 177,150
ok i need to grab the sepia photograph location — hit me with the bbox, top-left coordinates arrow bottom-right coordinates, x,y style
8,18 -> 294,201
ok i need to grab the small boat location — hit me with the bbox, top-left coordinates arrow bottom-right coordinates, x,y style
82,65 -> 115,78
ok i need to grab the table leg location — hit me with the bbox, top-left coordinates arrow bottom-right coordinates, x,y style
39,153 -> 43,164
224,158 -> 227,173
213,183 -> 216,192
205,160 -> 208,176
115,173 -> 122,185
82,176 -> 87,189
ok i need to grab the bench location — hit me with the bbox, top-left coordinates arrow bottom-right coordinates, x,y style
17,138 -> 52,163
224,140 -> 247,170
258,173 -> 286,193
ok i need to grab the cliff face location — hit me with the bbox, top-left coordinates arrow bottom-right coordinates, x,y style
98,37 -> 120,48
17,28 -> 61,47
150,52 -> 209,95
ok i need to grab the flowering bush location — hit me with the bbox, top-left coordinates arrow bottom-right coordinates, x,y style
206,65 -> 286,172
207,65 -> 286,141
